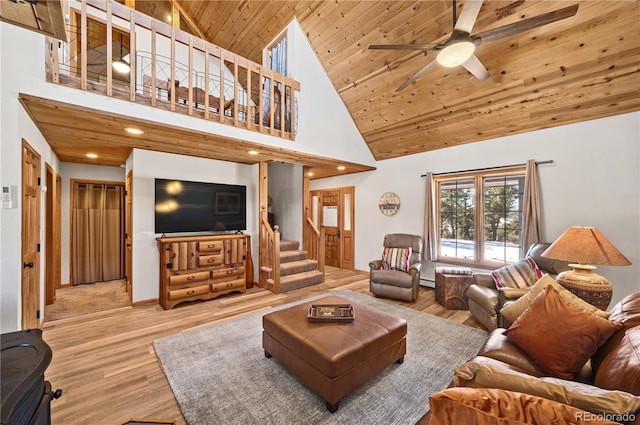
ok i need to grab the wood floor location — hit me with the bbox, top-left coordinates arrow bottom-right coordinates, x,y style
42,267 -> 483,425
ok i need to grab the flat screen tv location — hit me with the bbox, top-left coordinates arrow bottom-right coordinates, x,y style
154,178 -> 246,234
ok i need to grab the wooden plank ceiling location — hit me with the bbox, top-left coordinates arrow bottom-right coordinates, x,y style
176,0 -> 640,160
19,94 -> 374,180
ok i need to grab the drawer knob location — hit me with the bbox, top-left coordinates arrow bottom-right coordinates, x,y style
187,276 -> 195,281
207,258 -> 215,263
186,289 -> 195,295
207,244 -> 215,248
226,283 -> 233,287
227,269 -> 233,274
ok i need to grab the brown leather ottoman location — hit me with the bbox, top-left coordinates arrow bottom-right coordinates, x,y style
262,295 -> 407,413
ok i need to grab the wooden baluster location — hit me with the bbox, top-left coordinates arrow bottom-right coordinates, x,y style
219,51 -> 225,122
188,36 -> 193,115
151,20 -> 157,107
81,0 -> 87,90
106,1 -> 113,96
204,44 -> 210,119
129,10 -> 136,101
170,27 -> 176,112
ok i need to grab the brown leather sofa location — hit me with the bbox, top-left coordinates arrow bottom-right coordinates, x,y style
369,233 -> 423,302
466,243 -> 570,330
452,292 -> 640,423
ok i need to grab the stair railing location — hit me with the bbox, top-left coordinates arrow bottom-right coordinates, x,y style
304,216 -> 325,281
259,216 -> 281,293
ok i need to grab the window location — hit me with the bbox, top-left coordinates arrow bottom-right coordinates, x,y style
436,168 -> 525,266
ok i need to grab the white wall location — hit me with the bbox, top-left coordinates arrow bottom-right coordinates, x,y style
311,112 -> 640,308
58,163 -> 126,284
130,149 -> 257,302
268,162 -> 303,242
286,18 -> 376,165
1,23 -> 61,331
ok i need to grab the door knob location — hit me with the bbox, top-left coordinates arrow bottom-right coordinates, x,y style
23,262 -> 34,268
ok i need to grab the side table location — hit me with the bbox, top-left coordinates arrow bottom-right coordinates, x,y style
435,267 -> 474,310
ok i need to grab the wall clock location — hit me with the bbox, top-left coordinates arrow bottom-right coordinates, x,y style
379,192 -> 400,216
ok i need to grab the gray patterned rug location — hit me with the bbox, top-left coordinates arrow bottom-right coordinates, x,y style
153,290 -> 488,425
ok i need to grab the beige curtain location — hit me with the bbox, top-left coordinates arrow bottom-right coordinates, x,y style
423,172 -> 438,261
72,183 -> 125,285
522,159 -> 542,257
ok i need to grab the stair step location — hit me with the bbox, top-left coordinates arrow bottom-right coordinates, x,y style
280,259 -> 318,276
279,250 -> 308,263
268,270 -> 323,293
280,240 -> 300,251
259,259 -> 318,276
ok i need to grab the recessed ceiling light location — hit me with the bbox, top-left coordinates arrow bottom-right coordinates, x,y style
125,127 -> 144,135
86,153 -> 98,159
337,166 -> 346,171
248,150 -> 259,155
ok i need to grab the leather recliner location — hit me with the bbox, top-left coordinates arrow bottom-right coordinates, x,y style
467,243 -> 570,331
369,233 -> 423,302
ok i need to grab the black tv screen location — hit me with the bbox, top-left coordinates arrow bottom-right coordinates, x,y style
154,178 -> 247,233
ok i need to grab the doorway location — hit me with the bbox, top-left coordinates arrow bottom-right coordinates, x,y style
310,186 -> 355,270
45,164 -> 62,306
22,140 -> 41,329
70,180 -> 126,285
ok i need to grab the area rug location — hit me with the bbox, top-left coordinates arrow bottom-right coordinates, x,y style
153,290 -> 488,425
45,279 -> 129,321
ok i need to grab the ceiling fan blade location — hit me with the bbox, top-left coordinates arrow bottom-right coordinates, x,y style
462,54 -> 490,80
396,59 -> 438,92
472,4 -> 579,46
369,43 -> 438,51
454,0 -> 484,33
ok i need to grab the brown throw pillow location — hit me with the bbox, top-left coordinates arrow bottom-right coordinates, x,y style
504,284 -> 621,380
500,274 -> 611,324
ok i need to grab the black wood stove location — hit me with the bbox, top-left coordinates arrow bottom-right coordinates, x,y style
1,329 -> 61,425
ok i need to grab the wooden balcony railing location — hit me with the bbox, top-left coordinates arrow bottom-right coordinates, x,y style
45,0 -> 299,140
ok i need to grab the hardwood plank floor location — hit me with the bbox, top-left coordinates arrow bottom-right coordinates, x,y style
42,267 -> 483,425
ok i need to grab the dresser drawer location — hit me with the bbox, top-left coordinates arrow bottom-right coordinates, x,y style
211,266 -> 245,280
198,240 -> 223,253
211,278 -> 245,293
168,271 -> 210,286
168,284 -> 210,300
198,254 -> 222,267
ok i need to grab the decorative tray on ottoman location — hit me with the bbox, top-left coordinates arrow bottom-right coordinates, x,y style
307,304 -> 355,322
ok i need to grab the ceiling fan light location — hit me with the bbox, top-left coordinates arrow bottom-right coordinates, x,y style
436,41 -> 476,67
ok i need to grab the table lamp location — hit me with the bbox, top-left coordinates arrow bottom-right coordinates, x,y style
541,226 -> 631,310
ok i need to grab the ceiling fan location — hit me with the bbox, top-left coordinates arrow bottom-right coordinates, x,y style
369,0 -> 579,91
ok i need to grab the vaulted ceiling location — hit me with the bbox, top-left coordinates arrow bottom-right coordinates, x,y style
174,0 -> 640,161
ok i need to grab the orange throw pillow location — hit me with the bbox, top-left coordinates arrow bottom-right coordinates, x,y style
504,285 -> 621,380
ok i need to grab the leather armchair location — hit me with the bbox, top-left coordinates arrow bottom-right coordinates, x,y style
467,243 -> 570,331
369,234 -> 423,302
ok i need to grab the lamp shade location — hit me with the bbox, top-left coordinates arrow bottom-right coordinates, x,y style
541,226 -> 631,266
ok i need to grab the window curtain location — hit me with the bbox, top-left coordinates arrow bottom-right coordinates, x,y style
72,183 -> 125,285
423,172 -> 438,261
521,159 -> 542,257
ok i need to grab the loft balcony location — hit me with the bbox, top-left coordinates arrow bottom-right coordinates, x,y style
44,0 -> 300,140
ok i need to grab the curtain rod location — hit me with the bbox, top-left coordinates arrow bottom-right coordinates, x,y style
420,160 -> 553,178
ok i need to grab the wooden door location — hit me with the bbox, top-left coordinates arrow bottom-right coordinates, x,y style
45,164 -> 61,305
125,170 -> 133,300
321,190 -> 340,267
22,140 -> 41,329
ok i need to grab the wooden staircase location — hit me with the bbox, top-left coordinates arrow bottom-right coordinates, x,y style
262,240 -> 323,292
